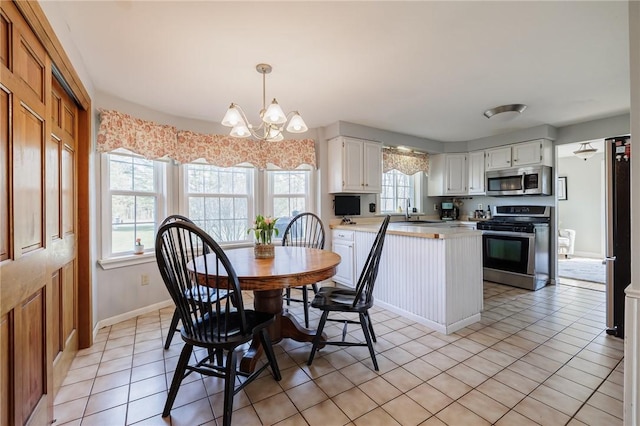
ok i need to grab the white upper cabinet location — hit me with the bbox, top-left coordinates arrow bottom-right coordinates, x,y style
485,146 -> 512,170
512,140 -> 545,166
445,153 -> 467,195
486,139 -> 552,171
468,151 -> 485,195
328,136 -> 382,193
428,153 -> 467,196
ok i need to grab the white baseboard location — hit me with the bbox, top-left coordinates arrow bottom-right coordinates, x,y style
93,299 -> 175,339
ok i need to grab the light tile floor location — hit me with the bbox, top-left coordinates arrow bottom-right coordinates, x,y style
55,282 -> 624,425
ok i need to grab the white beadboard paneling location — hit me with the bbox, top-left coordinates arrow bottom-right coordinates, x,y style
354,229 -> 482,334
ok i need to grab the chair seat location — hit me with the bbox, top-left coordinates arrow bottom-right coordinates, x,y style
183,310 -> 275,347
311,287 -> 371,312
185,287 -> 227,302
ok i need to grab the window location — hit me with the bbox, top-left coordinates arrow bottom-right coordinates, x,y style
102,150 -> 166,257
381,169 -> 413,213
266,169 -> 312,236
184,164 -> 254,243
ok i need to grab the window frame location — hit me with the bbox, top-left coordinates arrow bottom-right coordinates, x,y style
99,150 -> 167,259
380,169 -> 416,214
179,162 -> 256,246
264,167 -> 315,241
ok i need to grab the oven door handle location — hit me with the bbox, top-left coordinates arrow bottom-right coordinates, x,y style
481,230 -> 534,238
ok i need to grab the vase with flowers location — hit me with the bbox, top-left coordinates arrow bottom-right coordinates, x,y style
248,215 -> 278,258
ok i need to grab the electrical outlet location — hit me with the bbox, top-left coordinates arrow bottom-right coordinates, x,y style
433,203 -> 438,211
141,274 -> 150,286
477,203 -> 483,211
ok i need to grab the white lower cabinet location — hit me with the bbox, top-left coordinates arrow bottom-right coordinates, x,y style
331,230 -> 355,288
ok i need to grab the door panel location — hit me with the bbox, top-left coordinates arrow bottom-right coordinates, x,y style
62,146 -> 74,236
16,36 -> 44,103
0,11 -> 11,70
19,289 -> 45,422
0,86 -> 10,261
61,261 -> 75,344
51,270 -> 61,356
0,313 -> 12,425
14,103 -> 44,254
48,135 -> 60,240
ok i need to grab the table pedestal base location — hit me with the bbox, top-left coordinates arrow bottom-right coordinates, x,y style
240,288 -> 326,374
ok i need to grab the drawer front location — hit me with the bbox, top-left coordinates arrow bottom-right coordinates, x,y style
332,230 -> 354,241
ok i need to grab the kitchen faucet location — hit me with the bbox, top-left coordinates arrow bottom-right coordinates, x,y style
405,198 -> 411,220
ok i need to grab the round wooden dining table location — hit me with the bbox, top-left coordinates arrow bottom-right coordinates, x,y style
192,246 -> 341,373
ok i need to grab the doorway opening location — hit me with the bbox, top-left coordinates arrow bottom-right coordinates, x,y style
556,140 -> 606,292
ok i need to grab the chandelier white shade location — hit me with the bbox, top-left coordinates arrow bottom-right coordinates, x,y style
221,64 -> 308,142
573,142 -> 598,160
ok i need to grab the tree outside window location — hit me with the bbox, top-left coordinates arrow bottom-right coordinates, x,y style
185,164 -> 253,243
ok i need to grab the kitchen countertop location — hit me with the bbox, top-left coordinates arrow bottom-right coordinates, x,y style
331,221 -> 481,240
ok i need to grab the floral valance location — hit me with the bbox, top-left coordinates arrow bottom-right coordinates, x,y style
382,148 -> 429,176
97,109 -> 316,169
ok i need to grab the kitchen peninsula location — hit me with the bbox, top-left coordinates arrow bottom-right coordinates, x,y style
332,220 -> 483,334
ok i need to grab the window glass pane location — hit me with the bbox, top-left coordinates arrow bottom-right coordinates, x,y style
219,171 -> 233,194
273,172 -> 289,193
135,196 -> 156,222
204,168 -> 218,193
188,167 -> 203,193
109,157 -> 133,191
290,173 -> 306,193
273,198 -> 291,218
206,197 -> 220,220
111,195 -> 156,253
233,170 -> 247,193
189,196 -> 205,220
132,160 -> 154,192
112,195 -> 134,224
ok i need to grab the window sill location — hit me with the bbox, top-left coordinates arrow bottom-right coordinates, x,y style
97,241 -> 256,270
98,252 -> 156,270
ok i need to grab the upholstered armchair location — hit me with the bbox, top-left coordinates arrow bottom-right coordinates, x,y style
558,229 -> 576,258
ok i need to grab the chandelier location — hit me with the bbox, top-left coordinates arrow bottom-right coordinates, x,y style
573,142 -> 597,160
221,63 -> 308,142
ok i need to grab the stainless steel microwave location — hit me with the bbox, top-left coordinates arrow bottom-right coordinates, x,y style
486,166 -> 552,196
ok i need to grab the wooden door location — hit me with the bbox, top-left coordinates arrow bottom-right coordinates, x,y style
0,2 -> 80,424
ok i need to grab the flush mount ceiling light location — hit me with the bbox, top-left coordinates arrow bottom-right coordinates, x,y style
221,63 -> 308,142
483,104 -> 528,120
573,142 -> 598,161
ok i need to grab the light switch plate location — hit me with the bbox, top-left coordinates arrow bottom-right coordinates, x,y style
477,203 -> 483,210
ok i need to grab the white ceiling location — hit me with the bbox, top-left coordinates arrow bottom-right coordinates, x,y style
42,1 -> 630,143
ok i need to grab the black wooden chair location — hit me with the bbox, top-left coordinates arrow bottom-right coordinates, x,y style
307,215 -> 390,371
281,212 -> 326,328
156,221 -> 281,426
159,214 -> 229,350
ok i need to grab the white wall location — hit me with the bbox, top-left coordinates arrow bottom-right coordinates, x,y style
557,153 -> 605,257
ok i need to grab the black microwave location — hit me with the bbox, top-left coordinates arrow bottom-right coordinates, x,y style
486,166 -> 552,196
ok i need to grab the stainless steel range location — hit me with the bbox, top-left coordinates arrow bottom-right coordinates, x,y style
476,205 -> 551,290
